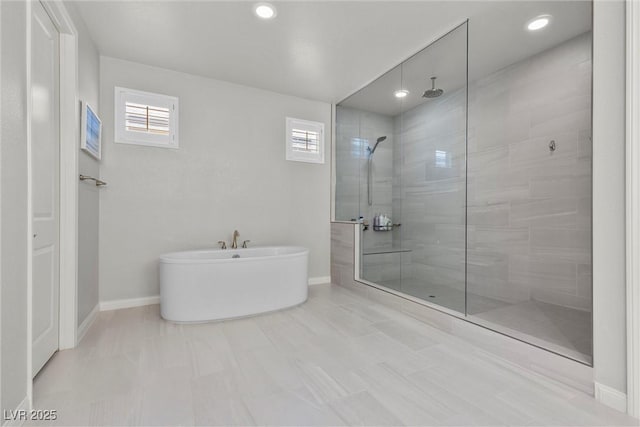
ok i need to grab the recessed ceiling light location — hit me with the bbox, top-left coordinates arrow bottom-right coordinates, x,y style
394,89 -> 409,98
527,15 -> 551,31
255,3 -> 276,19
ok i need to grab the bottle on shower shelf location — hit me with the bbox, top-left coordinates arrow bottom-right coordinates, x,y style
373,213 -> 393,231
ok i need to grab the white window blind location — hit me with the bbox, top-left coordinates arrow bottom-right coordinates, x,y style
286,117 -> 324,164
291,128 -> 320,153
125,102 -> 170,135
115,87 -> 179,148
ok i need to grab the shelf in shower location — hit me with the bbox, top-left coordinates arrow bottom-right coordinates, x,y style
363,247 -> 412,255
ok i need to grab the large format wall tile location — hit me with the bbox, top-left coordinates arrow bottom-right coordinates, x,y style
467,32 -> 592,311
335,32 -> 592,320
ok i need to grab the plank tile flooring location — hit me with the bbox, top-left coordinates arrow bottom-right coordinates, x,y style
30,284 -> 638,426
373,277 -> 592,364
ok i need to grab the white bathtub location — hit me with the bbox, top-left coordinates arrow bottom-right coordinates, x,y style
159,246 -> 309,322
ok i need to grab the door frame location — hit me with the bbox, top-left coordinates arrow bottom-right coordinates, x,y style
26,0 -> 78,404
626,0 -> 640,418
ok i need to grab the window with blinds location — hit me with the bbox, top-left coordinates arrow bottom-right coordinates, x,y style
115,87 -> 179,148
125,103 -> 170,135
285,117 -> 325,164
291,128 -> 320,153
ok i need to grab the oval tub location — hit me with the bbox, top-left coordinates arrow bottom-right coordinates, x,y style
159,246 -> 309,322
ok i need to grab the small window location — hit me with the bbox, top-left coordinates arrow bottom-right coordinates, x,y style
286,117 -> 324,164
435,150 -> 451,168
115,87 -> 179,148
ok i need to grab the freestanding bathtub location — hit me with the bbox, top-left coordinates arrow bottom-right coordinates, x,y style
159,246 -> 309,322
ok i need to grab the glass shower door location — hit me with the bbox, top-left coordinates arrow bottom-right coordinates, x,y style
394,22 -> 468,313
335,2 -> 593,365
337,65 -> 405,288
337,22 -> 468,313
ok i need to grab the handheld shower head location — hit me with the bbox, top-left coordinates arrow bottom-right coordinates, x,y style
369,136 -> 387,155
367,136 -> 387,206
423,76 -> 444,98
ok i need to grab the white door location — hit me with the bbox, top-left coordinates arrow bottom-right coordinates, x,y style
31,1 -> 60,377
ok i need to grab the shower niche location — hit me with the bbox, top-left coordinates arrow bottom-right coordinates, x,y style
335,3 -> 593,365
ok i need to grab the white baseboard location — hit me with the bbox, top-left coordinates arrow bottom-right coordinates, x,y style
595,382 -> 628,413
99,278 -> 331,312
2,396 -> 29,427
308,276 -> 331,286
99,295 -> 160,311
77,303 -> 99,343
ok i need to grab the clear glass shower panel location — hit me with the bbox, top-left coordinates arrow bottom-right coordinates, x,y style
335,106 -> 366,222
337,65 -> 404,286
465,13 -> 593,364
395,23 -> 468,313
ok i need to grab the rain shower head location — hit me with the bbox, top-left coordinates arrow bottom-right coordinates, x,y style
423,76 -> 444,98
368,136 -> 387,155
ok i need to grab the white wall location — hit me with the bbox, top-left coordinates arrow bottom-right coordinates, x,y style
593,0 -> 627,395
99,57 -> 331,302
65,2 -> 101,329
1,0 -> 29,414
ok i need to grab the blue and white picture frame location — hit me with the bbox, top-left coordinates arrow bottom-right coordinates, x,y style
80,101 -> 102,160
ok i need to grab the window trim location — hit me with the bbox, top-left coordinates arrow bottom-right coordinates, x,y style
285,117 -> 325,164
114,86 -> 179,149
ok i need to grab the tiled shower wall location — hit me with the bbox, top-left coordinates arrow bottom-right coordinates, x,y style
393,84 -> 467,290
335,32 -> 592,312
394,32 -> 592,310
465,32 -> 592,310
335,106 -> 395,253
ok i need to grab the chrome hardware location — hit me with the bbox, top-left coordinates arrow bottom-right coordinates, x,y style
549,140 -> 556,152
373,223 -> 401,232
242,240 -> 250,248
231,230 -> 240,249
79,174 -> 107,187
218,240 -> 227,249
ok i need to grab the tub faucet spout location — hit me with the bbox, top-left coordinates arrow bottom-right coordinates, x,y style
231,230 -> 240,249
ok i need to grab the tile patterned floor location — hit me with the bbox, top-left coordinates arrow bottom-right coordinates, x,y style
473,300 -> 592,364
30,284 -> 637,426
373,277 -> 591,364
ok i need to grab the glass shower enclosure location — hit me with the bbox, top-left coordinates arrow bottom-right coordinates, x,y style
335,5 -> 593,364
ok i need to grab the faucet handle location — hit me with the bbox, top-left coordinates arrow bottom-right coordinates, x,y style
218,240 -> 227,249
242,240 -> 250,248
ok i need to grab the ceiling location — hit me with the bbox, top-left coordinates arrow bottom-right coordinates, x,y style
72,1 -> 592,105
340,1 -> 591,116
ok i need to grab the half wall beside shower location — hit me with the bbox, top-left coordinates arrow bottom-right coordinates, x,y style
334,5 -> 593,364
